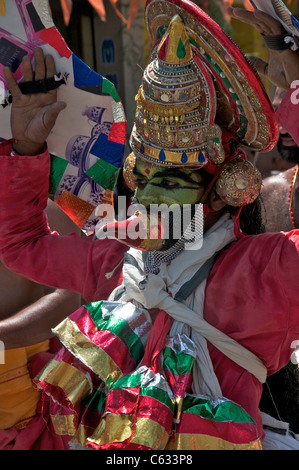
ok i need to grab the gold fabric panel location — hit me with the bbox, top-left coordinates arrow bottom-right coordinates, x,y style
50,413 -> 77,436
35,359 -> 91,407
165,432 -> 262,450
54,318 -> 123,384
88,414 -> 170,450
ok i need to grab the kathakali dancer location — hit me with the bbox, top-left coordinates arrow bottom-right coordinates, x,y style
0,0 -> 299,451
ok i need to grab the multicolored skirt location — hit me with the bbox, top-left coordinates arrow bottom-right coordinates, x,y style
34,301 -> 262,450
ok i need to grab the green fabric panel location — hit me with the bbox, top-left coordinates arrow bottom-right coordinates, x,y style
182,395 -> 256,424
112,372 -> 143,390
49,154 -> 68,195
111,375 -> 174,412
85,301 -> 104,326
85,159 -> 119,190
102,77 -> 120,102
140,386 -> 174,412
163,346 -> 194,376
85,301 -> 145,365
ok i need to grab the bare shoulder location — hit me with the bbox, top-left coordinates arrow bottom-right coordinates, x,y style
0,199 -> 82,320
260,167 -> 296,233
0,262 -> 44,320
262,169 -> 292,196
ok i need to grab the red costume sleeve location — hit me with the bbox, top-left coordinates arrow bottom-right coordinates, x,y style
0,140 -> 127,302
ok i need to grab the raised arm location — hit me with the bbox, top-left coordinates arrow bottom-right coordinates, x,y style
4,47 -> 66,156
227,7 -> 299,88
0,48 -> 127,301
227,6 -> 299,147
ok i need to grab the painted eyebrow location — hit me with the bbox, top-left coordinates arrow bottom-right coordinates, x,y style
133,167 -> 203,185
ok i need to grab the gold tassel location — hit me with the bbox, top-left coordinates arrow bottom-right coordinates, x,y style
105,257 -> 124,279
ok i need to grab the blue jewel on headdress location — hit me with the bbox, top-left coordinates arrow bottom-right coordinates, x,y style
198,151 -> 205,163
181,152 -> 188,163
159,149 -> 166,161
140,144 -> 145,154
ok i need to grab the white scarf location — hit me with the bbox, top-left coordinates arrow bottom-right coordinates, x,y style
109,214 -> 267,396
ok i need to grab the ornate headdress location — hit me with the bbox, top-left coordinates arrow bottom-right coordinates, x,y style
130,14 -> 223,168
125,0 -> 279,207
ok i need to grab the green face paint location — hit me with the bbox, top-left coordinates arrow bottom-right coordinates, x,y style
133,158 -> 205,208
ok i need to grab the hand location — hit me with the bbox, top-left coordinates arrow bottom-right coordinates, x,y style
3,47 -> 66,155
227,7 -> 299,89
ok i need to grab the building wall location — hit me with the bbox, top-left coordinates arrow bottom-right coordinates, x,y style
93,0 -> 145,145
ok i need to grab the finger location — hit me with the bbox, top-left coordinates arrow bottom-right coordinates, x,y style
34,47 -> 46,80
45,54 -> 57,79
252,21 -> 273,35
227,7 -> 282,35
22,55 -> 34,82
227,7 -> 258,24
227,7 -> 265,33
42,101 -> 67,131
253,10 -> 285,35
246,55 -> 269,76
3,66 -> 21,97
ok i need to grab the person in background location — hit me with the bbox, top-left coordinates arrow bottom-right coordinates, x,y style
261,87 -> 299,232
246,88 -> 297,178
228,3 -> 299,446
0,199 -> 81,447
258,92 -> 299,438
227,6 -> 299,141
